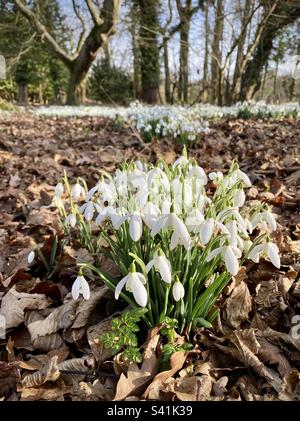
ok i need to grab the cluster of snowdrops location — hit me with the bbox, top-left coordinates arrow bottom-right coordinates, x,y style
40,151 -> 280,334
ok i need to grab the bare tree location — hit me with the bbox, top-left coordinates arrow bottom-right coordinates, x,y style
136,0 -> 160,103
14,0 -> 120,105
240,0 -> 300,101
176,0 -> 192,103
210,0 -> 223,104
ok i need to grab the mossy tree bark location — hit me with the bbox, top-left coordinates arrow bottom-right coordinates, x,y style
137,0 -> 160,104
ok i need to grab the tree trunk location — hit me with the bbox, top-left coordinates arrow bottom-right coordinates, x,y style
230,0 -> 251,103
18,81 -> 28,105
177,0 -> 192,104
240,2 -> 300,102
138,0 -> 160,103
163,37 -> 171,103
202,0 -> 210,102
210,0 -> 223,105
130,3 -> 142,100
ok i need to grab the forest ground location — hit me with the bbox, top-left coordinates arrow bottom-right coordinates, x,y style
0,113 -> 299,401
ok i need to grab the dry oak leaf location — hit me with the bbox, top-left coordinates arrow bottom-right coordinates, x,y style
114,334 -> 160,401
87,318 -> 116,364
169,374 -> 213,401
0,361 -> 20,399
224,281 -> 252,329
21,381 -> 68,401
278,370 -> 300,401
256,336 -> 292,377
72,287 -> 113,329
143,351 -> 187,400
21,355 -> 60,388
0,286 -> 52,329
231,330 -> 282,392
27,298 -> 78,340
58,355 -> 95,383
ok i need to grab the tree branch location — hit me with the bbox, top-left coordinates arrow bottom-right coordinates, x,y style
86,0 -> 102,26
13,0 -> 73,67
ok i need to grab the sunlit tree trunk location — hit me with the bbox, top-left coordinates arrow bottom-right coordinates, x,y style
210,0 -> 223,105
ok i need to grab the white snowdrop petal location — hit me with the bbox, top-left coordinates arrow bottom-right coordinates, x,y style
157,256 -> 172,283
115,276 -> 128,300
266,243 -> 281,269
264,211 -> 277,232
146,260 -> 155,273
172,282 -> 185,302
80,277 -> 91,300
129,212 -> 143,242
200,219 -> 214,245
54,183 -> 64,197
132,278 -> 148,307
224,246 -> 239,276
27,251 -> 35,264
71,277 -> 81,300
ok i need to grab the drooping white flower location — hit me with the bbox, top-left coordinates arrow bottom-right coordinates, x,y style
209,171 -> 223,181
248,241 -> 280,268
79,201 -> 97,221
207,244 -> 241,276
28,250 -> 35,264
151,212 -> 190,250
200,218 -> 215,245
173,156 -> 189,169
65,213 -> 77,228
115,270 -> 148,307
54,182 -> 64,197
235,169 -> 252,187
129,211 -> 143,241
172,280 -> 185,301
147,167 -> 170,193
146,251 -> 172,283
224,246 -> 240,276
233,189 -> 246,207
71,183 -> 85,201
71,275 -> 90,300
185,208 -> 205,233
187,165 -> 207,185
251,210 -> 277,232
142,202 -> 161,229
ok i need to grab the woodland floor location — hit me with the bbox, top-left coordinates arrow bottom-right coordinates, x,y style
0,113 -> 300,401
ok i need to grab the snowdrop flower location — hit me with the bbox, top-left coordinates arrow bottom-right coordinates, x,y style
251,210 -> 277,232
187,165 -> 207,185
115,264 -> 148,307
72,275 -> 90,300
129,211 -> 143,241
152,212 -> 190,250
248,241 -> 280,268
185,208 -> 205,233
28,250 -> 35,264
54,182 -> 64,197
71,183 -> 85,201
142,202 -> 161,229
233,189 -> 246,207
200,218 -> 215,245
172,279 -> 185,301
207,245 -> 241,276
79,201 -> 97,221
147,168 -> 170,193
65,213 -> 76,228
209,171 -> 223,181
173,156 -> 189,169
234,169 -> 252,187
146,250 -> 172,283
